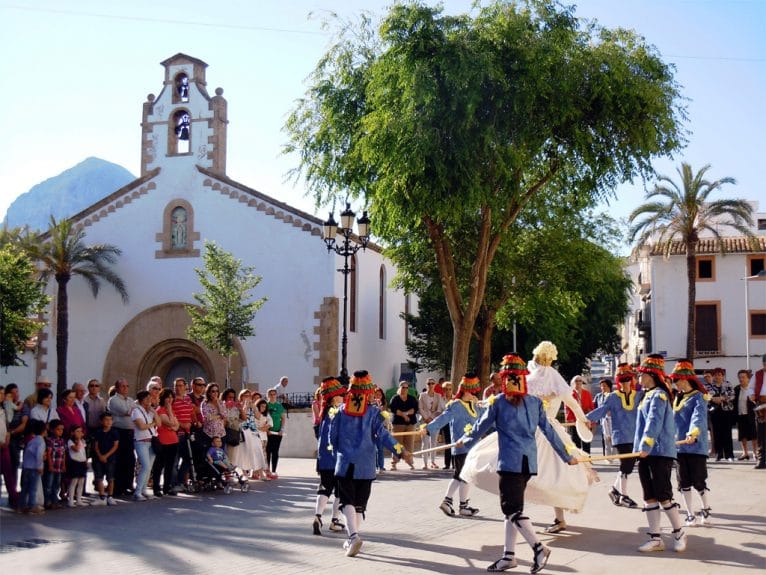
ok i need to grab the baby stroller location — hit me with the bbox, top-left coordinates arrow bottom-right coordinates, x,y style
199,459 -> 250,494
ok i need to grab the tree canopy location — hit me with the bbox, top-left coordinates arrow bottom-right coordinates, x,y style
286,0 -> 686,379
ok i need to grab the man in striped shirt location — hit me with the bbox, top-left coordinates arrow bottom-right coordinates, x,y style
172,378 -> 197,491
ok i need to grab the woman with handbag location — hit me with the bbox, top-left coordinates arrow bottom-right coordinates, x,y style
221,388 -> 246,466
200,383 -> 225,449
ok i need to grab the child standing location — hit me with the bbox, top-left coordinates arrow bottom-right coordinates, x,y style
44,419 -> 66,509
66,425 -> 88,507
20,419 -> 47,514
92,412 -> 120,505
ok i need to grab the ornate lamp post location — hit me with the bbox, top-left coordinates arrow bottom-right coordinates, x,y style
321,203 -> 371,384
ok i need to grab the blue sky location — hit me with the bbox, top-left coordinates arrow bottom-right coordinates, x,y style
1,0 -> 764,245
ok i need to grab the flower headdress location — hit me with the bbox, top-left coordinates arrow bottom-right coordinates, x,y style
670,359 -> 705,393
455,373 -> 481,399
532,341 -> 558,367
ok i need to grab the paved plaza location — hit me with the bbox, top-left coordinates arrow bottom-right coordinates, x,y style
1,456 -> 764,575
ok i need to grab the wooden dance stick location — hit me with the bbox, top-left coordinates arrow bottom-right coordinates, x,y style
576,452 -> 641,463
391,430 -> 424,437
411,442 -> 459,457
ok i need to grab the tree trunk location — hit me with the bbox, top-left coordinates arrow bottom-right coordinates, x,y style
55,274 -> 70,400
450,318 -> 472,383
685,242 -> 697,359
476,309 -> 496,386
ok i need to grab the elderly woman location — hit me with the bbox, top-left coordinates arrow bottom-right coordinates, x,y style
131,390 -> 161,501
57,388 -> 86,436
221,387 -> 245,465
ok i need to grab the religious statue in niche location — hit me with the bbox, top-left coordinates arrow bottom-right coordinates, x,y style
171,206 -> 188,249
177,75 -> 190,102
175,112 -> 190,141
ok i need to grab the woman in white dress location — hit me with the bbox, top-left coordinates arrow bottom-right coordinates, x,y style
461,341 -> 597,534
234,389 -> 269,480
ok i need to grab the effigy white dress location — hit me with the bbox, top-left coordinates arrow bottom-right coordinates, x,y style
460,360 -> 598,511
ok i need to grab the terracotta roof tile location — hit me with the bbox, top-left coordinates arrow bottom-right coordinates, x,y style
649,236 -> 766,255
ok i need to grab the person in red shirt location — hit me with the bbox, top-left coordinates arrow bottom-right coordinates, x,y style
172,378 -> 197,491
565,376 -> 595,454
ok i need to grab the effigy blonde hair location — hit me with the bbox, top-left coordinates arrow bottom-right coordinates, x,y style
532,341 -> 558,366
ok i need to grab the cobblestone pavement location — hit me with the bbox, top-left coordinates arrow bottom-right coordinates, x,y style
1,456 -> 764,574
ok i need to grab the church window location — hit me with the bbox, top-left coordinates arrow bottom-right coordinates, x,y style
379,265 -> 386,340
174,73 -> 190,103
156,199 -> 200,258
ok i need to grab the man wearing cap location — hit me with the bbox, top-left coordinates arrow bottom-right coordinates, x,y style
634,354 -> 687,553
329,370 -> 414,557
422,373 -> 483,518
748,354 -> 766,469
586,363 -> 641,508
22,376 -> 53,414
458,354 -> 578,574
418,378 -> 446,470
708,367 -> 735,461
670,359 -> 712,527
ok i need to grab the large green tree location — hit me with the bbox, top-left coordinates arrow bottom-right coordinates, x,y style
31,217 -> 128,397
0,245 -> 49,367
187,241 -> 267,387
285,0 -> 685,380
628,162 -> 754,358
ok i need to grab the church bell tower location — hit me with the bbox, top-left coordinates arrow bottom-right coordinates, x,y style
140,53 -> 228,176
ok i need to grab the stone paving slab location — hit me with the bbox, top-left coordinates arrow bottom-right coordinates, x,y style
1,457 -> 764,574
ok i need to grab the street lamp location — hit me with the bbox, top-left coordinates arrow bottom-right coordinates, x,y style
321,202 -> 371,384
743,269 -> 766,371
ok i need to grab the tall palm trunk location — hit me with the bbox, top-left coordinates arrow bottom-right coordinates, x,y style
55,273 -> 70,399
685,241 -> 697,359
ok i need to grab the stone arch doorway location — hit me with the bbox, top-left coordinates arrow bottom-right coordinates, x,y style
102,302 -> 247,395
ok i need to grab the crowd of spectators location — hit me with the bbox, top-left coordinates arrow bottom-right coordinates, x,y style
0,375 -> 289,514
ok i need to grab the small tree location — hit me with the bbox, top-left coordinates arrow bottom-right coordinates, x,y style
187,241 -> 267,387
0,245 -> 49,367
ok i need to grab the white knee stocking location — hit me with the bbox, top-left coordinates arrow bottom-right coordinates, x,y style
458,481 -> 470,503
554,507 -> 565,522
315,494 -> 329,516
662,501 -> 683,530
332,496 -> 341,519
504,517 -> 518,555
342,505 -> 358,537
445,478 -> 460,499
645,504 -> 661,535
513,514 -> 540,548
697,489 -> 710,510
680,489 -> 694,516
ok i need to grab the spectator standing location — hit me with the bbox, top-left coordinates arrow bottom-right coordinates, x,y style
91,412 -> 119,505
221,388 -> 245,465
153,389 -> 179,496
482,372 -> 503,400
266,387 -> 286,478
238,389 -> 269,480
65,425 -> 88,507
566,376 -> 595,453
702,370 -> 716,455
30,389 -> 55,424
43,420 -> 66,509
57,388 -> 86,436
72,382 -> 88,426
146,377 -> 162,408
708,367 -> 735,461
254,399 -> 273,474
593,379 -> 615,458
0,386 -> 20,509
19,419 -> 46,514
172,378 -> 195,490
131,390 -> 160,501
371,387 -> 390,473
388,381 -> 418,470
23,376 -> 53,412
107,379 -> 136,497
734,370 -> 757,460
311,388 -> 322,439
200,383 -> 226,442
4,383 -> 25,507
748,354 -> 766,469
83,379 -> 107,437
418,379 -> 446,469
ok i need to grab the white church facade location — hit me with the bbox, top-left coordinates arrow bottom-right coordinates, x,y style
11,54 -> 430,398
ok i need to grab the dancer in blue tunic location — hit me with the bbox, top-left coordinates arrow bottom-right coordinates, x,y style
586,363 -> 641,508
634,354 -> 687,553
421,373 -> 483,518
669,359 -> 712,528
329,370 -> 413,557
313,376 -> 347,535
458,354 -> 578,574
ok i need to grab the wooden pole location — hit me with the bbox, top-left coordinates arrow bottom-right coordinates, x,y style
411,442 -> 458,457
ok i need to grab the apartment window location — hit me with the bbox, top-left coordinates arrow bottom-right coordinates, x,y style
695,302 -> 720,353
349,255 -> 357,332
758,218 -> 766,231
749,255 -> 765,277
696,256 -> 714,281
751,311 -> 766,338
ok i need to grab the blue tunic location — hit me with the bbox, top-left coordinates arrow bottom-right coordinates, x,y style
586,390 -> 640,445
633,387 -> 677,458
673,390 -> 709,456
316,412 -> 336,471
329,403 -> 401,480
425,399 -> 482,456
460,395 -> 572,474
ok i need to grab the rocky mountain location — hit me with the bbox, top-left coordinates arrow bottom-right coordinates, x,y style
3,157 -> 136,231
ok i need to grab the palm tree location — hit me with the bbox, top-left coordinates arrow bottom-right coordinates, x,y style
628,163 -> 754,359
32,216 -> 128,398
